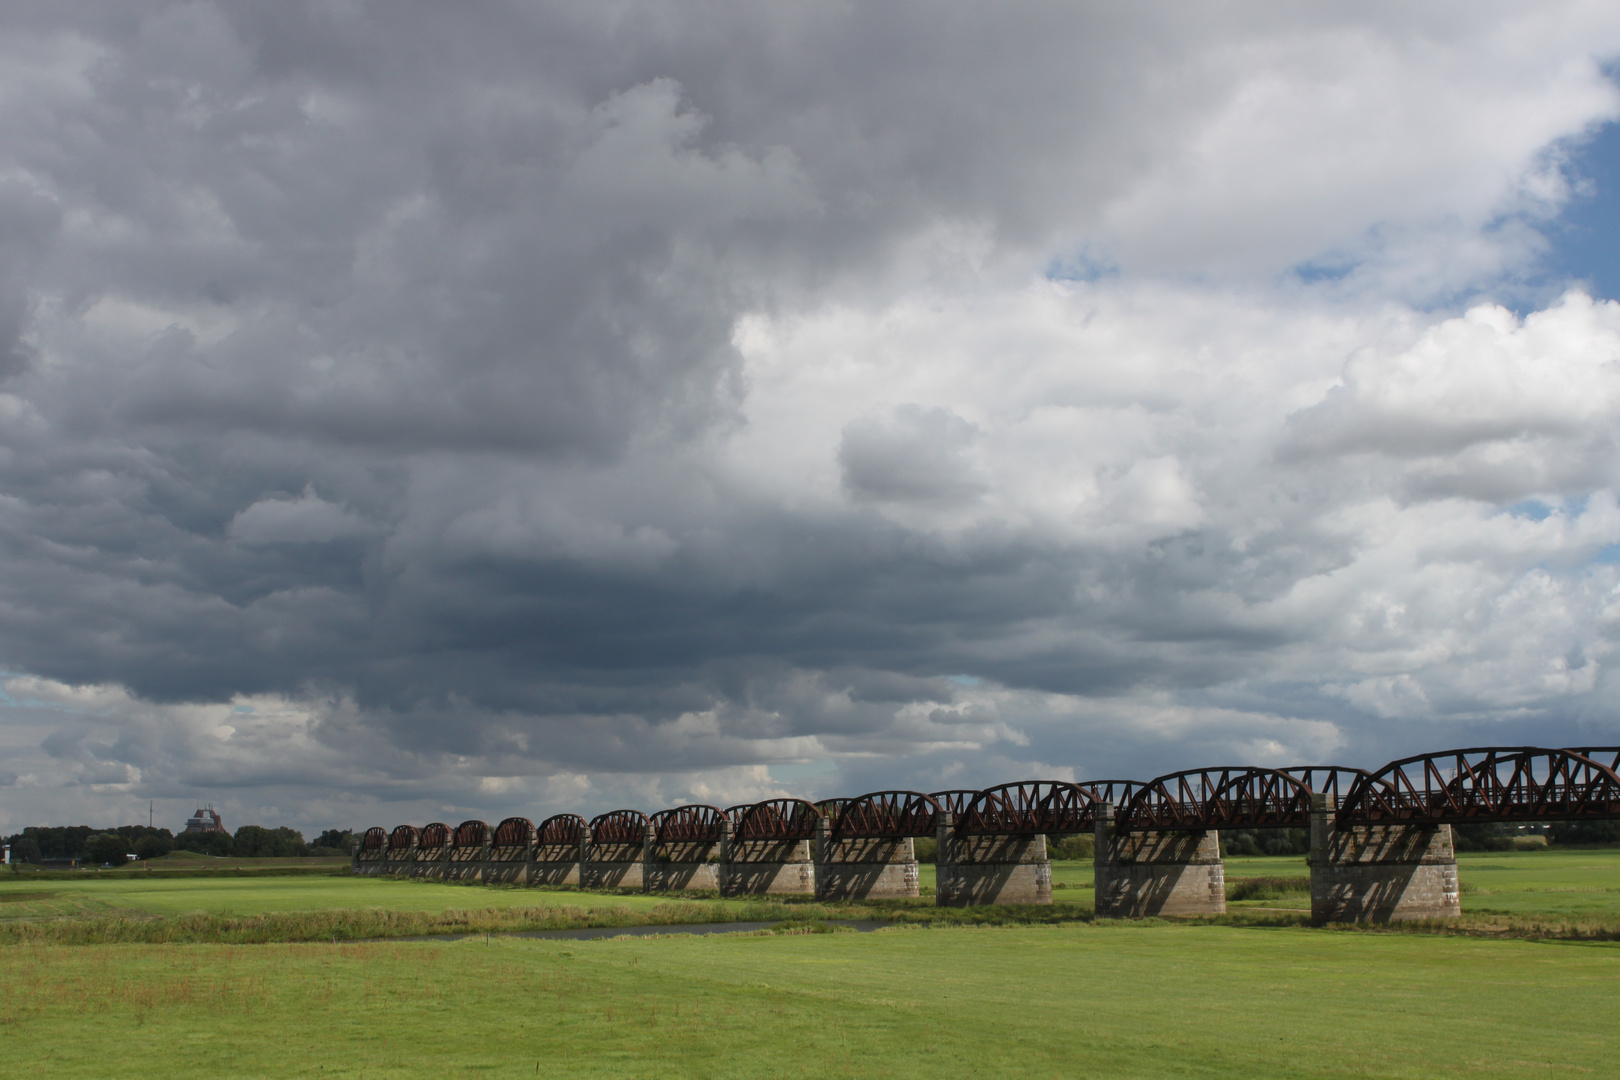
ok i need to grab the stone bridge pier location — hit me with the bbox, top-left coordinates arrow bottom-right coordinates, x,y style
413,838 -> 448,879
386,835 -> 417,877
935,816 -> 1053,906
584,824 -> 650,890
646,826 -> 723,892
1309,794 -> 1460,924
532,827 -> 587,887
484,832 -> 531,884
1093,802 -> 1225,918
721,824 -> 816,896
813,818 -> 922,901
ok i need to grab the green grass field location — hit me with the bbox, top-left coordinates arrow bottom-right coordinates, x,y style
3,923 -> 1617,1078
0,872 -> 724,920
3,850 -> 1619,1077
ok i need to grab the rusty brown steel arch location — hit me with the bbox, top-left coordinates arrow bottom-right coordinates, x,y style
1118,767 -> 1312,830
1080,780 -> 1147,809
388,825 -> 419,851
1338,747 -> 1620,826
1565,747 -> 1620,774
928,790 -> 982,819
815,797 -> 850,824
362,826 -> 387,850
1282,766 -> 1380,802
830,791 -> 941,840
453,820 -> 490,848
721,804 -> 754,828
420,822 -> 451,848
736,799 -> 822,841
536,814 -> 585,846
957,781 -> 1095,835
649,805 -> 727,843
494,817 -> 533,847
589,809 -> 649,844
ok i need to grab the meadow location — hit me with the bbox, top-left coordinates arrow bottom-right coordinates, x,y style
1,849 -> 1617,1078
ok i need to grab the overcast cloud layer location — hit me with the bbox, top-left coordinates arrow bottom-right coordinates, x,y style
4,2 -> 1620,833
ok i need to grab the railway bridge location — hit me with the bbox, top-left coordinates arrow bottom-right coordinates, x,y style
354,745 -> 1620,923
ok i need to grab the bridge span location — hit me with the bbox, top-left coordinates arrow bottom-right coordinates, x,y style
354,745 -> 1620,924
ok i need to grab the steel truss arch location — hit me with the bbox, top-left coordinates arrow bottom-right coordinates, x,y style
387,825 -> 419,851
1338,747 -> 1620,827
735,799 -> 822,841
419,822 -> 450,848
589,809 -> 649,844
1565,747 -> 1620,775
1281,766 -> 1379,803
362,826 -> 387,850
494,817 -> 533,847
649,805 -> 727,843
1119,767 -> 1312,831
1080,780 -> 1147,810
831,791 -> 941,840
927,790 -> 982,820
453,820 -> 490,848
536,814 -> 585,846
815,798 -> 850,824
957,781 -> 1095,835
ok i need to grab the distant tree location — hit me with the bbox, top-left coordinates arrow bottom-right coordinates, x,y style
232,825 -> 307,858
5,835 -> 41,863
1047,834 -> 1095,860
133,833 -> 174,860
84,832 -> 131,866
175,830 -> 234,857
312,829 -> 354,854
1549,820 -> 1620,845
20,826 -> 97,860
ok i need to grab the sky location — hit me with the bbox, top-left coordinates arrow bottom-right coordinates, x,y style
4,2 -> 1620,836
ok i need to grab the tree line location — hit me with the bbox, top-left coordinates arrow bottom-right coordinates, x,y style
5,825 -> 355,865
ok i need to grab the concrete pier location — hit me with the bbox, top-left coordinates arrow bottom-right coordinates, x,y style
1309,794 -> 1460,924
445,845 -> 484,880
384,833 -> 417,877
645,824 -> 723,892
1093,802 -> 1225,918
722,834 -> 817,896
935,823 -> 1053,906
532,826 -> 586,887
353,840 -> 387,876
485,830 -> 532,884
813,818 -> 922,901
584,823 -> 650,890
412,836 -> 448,879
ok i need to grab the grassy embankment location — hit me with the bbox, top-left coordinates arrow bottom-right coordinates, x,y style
3,849 -> 1620,1076
2,922 -> 1616,1078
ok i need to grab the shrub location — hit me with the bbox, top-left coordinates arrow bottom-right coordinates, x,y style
175,831 -> 234,857
84,833 -> 132,866
1047,834 -> 1094,860
1548,820 -> 1620,846
133,834 -> 174,860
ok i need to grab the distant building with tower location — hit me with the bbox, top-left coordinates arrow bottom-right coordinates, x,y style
182,806 -> 226,834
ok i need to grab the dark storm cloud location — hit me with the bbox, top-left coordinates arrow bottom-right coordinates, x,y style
2,2 -> 1620,831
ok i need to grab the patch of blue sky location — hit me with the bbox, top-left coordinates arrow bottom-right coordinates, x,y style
1290,257 -> 1357,285
948,673 -> 982,686
1536,99 -> 1620,302
1045,249 -> 1118,283
1506,499 -> 1556,521
1502,495 -> 1590,522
